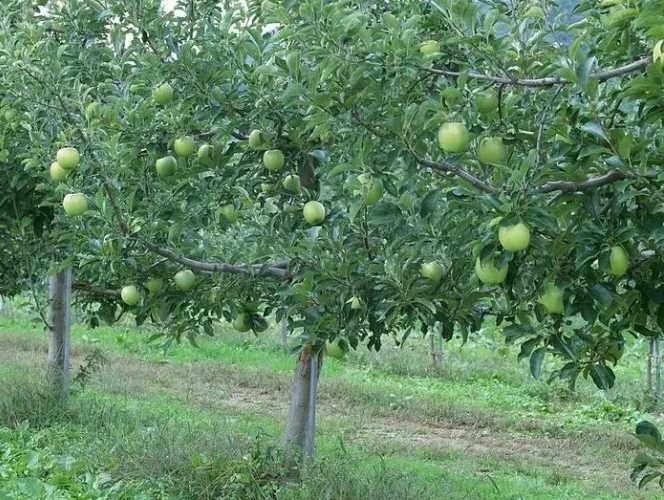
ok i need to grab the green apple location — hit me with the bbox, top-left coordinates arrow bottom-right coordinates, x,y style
524,5 -> 545,19
62,193 -> 88,216
498,222 -> 531,252
155,156 -> 177,177
478,137 -> 506,165
303,200 -> 326,224
174,136 -> 195,157
197,144 -> 212,163
232,313 -> 251,332
248,129 -> 263,149
437,122 -> 470,153
49,162 -> 68,182
263,149 -> 285,171
4,108 -> 16,121
350,296 -> 362,310
419,40 -> 440,56
475,257 -> 508,284
220,204 -> 238,223
121,285 -> 140,306
399,192 -> 413,211
56,147 -> 80,170
325,340 -> 345,360
282,174 -> 301,192
153,83 -> 174,105
420,261 -> 443,283
475,91 -> 498,115
361,177 -> 384,206
174,269 -> 196,291
609,245 -> 630,277
539,284 -> 564,314
144,277 -> 163,295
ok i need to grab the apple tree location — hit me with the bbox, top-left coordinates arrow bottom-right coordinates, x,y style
2,0 -> 664,459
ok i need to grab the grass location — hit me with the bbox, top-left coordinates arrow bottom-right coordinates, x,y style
1,306 -> 663,499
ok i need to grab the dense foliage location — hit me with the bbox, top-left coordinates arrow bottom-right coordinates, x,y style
0,0 -> 663,391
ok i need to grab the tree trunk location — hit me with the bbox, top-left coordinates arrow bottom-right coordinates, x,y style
656,337 -> 662,400
47,267 -> 72,398
648,338 -> 654,393
283,345 -> 322,459
281,319 -> 289,351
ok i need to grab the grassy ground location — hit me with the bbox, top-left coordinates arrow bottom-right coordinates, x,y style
1,308 -> 663,499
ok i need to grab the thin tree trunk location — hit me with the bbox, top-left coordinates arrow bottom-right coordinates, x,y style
648,338 -> 654,393
656,337 -> 662,400
47,267 -> 72,398
428,333 -> 439,369
281,319 -> 289,351
283,345 -> 322,459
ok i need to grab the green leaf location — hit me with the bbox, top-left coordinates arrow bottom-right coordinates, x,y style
579,121 -> 611,144
589,364 -> 615,390
529,347 -> 545,379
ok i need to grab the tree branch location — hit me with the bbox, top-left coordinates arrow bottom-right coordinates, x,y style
419,56 -> 651,87
413,154 -> 499,194
141,240 -> 292,279
72,281 -> 121,298
533,170 -> 629,194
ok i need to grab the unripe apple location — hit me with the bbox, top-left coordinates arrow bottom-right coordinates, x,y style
475,91 -> 498,115
155,156 -> 177,177
62,193 -> 88,216
399,192 -> 413,211
360,176 -> 383,206
174,269 -> 196,291
325,340 -> 345,360
524,5 -> 545,19
153,83 -> 174,105
220,204 -> 238,223
248,129 -> 263,149
197,144 -> 212,163
437,122 -> 470,153
420,261 -> 443,283
498,223 -> 531,252
478,137 -> 506,165
282,174 -> 301,192
121,285 -> 141,306
539,284 -> 564,314
350,296 -> 362,310
56,147 -> 80,170
303,200 -> 326,225
174,136 -> 195,157
4,109 -> 16,121
419,40 -> 440,56
609,246 -> 630,277
49,162 -> 68,182
144,277 -> 163,295
475,257 -> 508,284
232,313 -> 251,332
263,149 -> 285,171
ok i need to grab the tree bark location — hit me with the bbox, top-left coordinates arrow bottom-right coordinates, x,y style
47,267 -> 72,398
656,338 -> 662,400
283,345 -> 323,459
647,338 -> 654,393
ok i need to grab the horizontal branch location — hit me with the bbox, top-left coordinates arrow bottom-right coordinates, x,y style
533,170 -> 629,194
413,154 -> 499,194
72,281 -> 121,298
142,240 -> 292,279
420,56 -> 651,87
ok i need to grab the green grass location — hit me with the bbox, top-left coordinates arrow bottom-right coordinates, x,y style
1,308 -> 662,499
